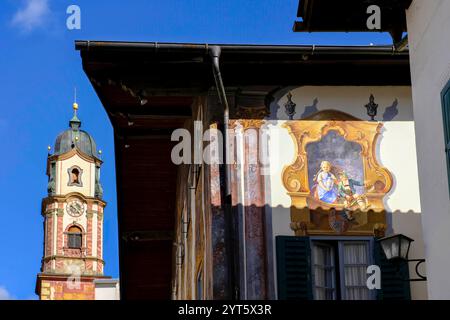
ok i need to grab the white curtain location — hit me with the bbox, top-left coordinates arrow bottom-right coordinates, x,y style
313,244 -> 335,300
342,243 -> 370,300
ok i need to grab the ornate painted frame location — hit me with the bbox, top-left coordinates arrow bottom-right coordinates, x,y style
282,110 -> 392,236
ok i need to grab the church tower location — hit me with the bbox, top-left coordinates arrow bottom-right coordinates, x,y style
36,102 -> 108,300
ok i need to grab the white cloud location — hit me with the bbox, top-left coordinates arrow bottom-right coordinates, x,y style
11,0 -> 50,33
0,286 -> 13,300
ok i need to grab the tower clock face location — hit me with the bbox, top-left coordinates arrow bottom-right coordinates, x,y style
66,200 -> 84,217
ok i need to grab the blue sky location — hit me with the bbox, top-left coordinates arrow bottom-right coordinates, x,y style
0,0 -> 392,300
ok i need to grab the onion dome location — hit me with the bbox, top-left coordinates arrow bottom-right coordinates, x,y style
53,102 -> 98,158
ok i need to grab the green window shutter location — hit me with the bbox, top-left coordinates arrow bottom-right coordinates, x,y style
373,240 -> 411,300
441,81 -> 450,195
276,236 -> 312,300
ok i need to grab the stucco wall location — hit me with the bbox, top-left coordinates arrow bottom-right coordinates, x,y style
94,280 -> 120,300
266,86 -> 427,299
57,154 -> 95,197
406,0 -> 450,299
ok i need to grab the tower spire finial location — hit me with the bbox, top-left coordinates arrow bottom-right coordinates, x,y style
69,87 -> 81,129
73,87 -> 78,115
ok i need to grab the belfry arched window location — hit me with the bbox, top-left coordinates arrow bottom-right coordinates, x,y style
67,165 -> 83,187
71,168 -> 80,183
67,226 -> 82,249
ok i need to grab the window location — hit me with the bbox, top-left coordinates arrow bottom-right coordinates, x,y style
312,243 -> 336,299
67,166 -> 83,187
340,242 -> 371,300
441,79 -> 450,195
71,168 -> 80,184
67,226 -> 82,249
276,236 -> 411,300
311,240 -> 372,300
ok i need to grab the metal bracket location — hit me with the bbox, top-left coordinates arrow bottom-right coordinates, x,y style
403,259 -> 427,282
406,259 -> 427,281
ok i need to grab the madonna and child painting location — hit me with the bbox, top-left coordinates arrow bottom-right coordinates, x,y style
307,131 -> 370,221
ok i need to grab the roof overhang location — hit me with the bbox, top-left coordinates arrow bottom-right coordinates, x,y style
76,41 -> 410,101
76,40 -> 411,158
294,0 -> 413,43
76,41 -> 411,128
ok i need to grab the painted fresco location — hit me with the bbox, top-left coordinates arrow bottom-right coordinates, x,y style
307,130 -> 369,219
282,110 -> 392,236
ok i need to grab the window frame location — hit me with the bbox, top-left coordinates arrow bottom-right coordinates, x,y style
440,78 -> 450,197
67,226 -> 83,249
311,242 -> 337,300
309,236 -> 375,301
67,165 -> 83,187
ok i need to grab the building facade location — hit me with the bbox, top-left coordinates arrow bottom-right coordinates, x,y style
292,0 -> 450,300
36,103 -> 110,300
172,86 -> 427,300
76,41 -> 428,299
405,0 -> 450,299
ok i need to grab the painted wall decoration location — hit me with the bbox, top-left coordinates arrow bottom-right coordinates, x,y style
282,110 -> 392,236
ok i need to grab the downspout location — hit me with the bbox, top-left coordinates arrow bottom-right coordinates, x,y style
209,46 -> 231,197
209,45 -> 236,299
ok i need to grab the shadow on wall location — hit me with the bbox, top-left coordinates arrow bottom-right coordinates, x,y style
270,87 -> 405,122
201,202 -> 424,300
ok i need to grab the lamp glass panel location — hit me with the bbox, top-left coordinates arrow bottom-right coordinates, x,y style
400,237 -> 411,259
380,237 -> 399,260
